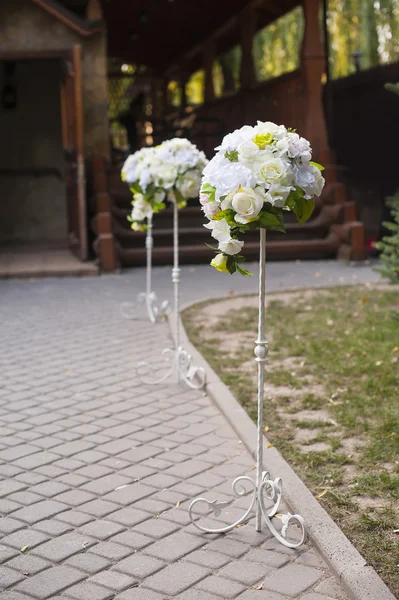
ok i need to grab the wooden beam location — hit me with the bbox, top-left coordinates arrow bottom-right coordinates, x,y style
300,0 -> 331,162
30,0 -> 103,36
86,0 -> 102,21
239,5 -> 257,90
203,41 -> 216,102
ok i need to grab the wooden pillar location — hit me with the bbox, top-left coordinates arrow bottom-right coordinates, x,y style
86,0 -> 102,20
239,6 -> 257,90
91,156 -> 119,271
203,41 -> 216,103
179,67 -> 188,111
301,0 -> 330,163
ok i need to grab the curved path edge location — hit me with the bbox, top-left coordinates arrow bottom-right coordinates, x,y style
168,295 -> 396,600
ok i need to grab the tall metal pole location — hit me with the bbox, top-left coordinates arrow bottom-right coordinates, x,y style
146,212 -> 153,303
255,228 -> 268,531
172,200 -> 180,382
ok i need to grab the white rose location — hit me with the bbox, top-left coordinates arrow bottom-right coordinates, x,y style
218,238 -> 244,255
287,133 -> 312,161
132,194 -> 152,220
238,140 -> 259,163
209,163 -> 255,200
132,206 -> 146,222
231,186 -> 264,224
265,185 -> 292,208
176,170 -> 202,198
215,125 -> 255,151
204,219 -> 231,242
220,190 -> 235,210
139,169 -> 152,191
275,137 -> 289,155
202,201 -> 221,219
294,164 -> 324,198
253,121 -> 287,141
254,154 -> 291,186
210,253 -> 229,272
154,164 -> 178,189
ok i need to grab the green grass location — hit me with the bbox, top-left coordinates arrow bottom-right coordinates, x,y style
183,286 -> 399,595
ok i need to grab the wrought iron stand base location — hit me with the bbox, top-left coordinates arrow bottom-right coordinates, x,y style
189,471 -> 307,548
137,345 -> 206,390
120,292 -> 169,325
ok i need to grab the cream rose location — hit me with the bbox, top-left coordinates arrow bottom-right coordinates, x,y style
231,187 -> 264,224
218,238 -> 244,255
254,155 -> 290,186
176,170 -> 201,199
210,253 -> 229,272
204,219 -> 231,242
238,140 -> 259,163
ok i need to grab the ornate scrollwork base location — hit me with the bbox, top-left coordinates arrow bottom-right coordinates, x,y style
189,471 -> 307,548
120,292 -> 169,325
137,346 -> 206,390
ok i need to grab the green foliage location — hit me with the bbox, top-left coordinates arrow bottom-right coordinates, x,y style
253,6 -> 304,82
213,45 -> 242,98
185,70 -> 205,105
327,0 -> 399,79
225,150 -> 239,162
374,190 -> 399,283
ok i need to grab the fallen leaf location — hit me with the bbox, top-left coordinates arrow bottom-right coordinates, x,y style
361,296 -> 368,303
250,584 -> 263,590
263,425 -> 269,433
174,501 -> 180,510
267,443 -> 273,448
164,446 -> 169,452
153,515 -> 159,519
315,489 -> 329,499
235,521 -> 249,528
250,465 -> 256,471
20,546 -> 29,553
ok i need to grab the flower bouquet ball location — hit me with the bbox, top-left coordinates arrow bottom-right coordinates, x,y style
122,139 -> 208,231
200,122 -> 325,275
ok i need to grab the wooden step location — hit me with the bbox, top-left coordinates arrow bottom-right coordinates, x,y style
118,232 -> 341,266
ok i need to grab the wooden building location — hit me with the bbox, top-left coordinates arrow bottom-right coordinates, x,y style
0,0 -> 369,272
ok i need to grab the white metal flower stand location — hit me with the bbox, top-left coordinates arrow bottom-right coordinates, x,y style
137,201 -> 206,390
188,229 -> 307,547
120,212 -> 169,325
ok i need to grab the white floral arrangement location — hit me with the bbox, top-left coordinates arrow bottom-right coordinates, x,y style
122,139 -> 208,231
200,121 -> 325,275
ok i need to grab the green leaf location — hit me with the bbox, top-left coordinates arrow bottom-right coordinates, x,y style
225,150 -> 239,162
20,546 -> 29,553
310,161 -> 325,171
153,202 -> 166,213
226,256 -> 237,274
257,211 -> 281,228
129,182 -> 141,194
213,209 -> 235,226
293,197 -> 315,225
126,215 -> 133,222
237,265 -> 253,277
201,183 -> 215,194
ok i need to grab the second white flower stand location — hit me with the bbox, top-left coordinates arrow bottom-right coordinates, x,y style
137,201 -> 206,390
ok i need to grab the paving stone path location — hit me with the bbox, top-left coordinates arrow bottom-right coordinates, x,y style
0,266 -> 377,599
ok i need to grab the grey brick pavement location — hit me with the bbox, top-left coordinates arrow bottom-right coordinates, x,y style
0,266 -> 372,598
